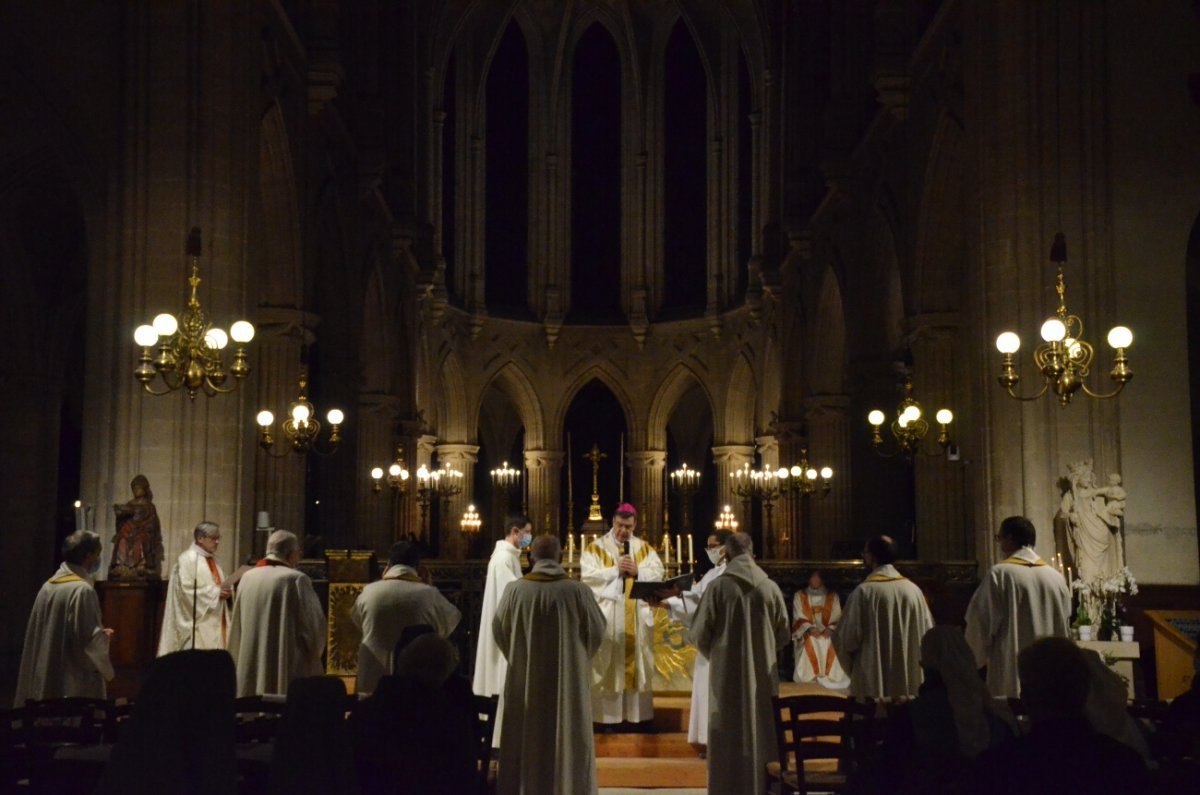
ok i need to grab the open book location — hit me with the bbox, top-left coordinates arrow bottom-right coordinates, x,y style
629,572 -> 694,600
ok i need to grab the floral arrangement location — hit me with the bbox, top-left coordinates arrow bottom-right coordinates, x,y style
1072,567 -> 1137,638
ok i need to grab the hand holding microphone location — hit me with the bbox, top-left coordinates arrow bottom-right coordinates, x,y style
618,539 -> 636,578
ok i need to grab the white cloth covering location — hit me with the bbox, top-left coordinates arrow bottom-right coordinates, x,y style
472,540 -> 523,697
663,561 -> 725,744
791,587 -> 849,688
493,559 -> 606,795
832,564 -> 934,699
352,564 -> 461,695
964,546 -> 1072,697
580,531 -> 664,723
227,562 -> 326,697
158,543 -> 227,655
689,555 -> 790,795
15,562 -> 113,705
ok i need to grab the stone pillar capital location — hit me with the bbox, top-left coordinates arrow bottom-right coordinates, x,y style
254,307 -> 320,345
711,444 -> 755,465
436,443 -> 480,466
416,434 -> 439,457
524,449 -> 565,469
804,393 -> 852,421
626,449 -> 667,469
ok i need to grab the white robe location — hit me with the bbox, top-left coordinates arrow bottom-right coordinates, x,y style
690,555 -> 790,795
157,544 -> 227,655
351,564 -> 461,694
473,540 -> 524,697
832,564 -> 933,699
580,531 -> 664,723
964,546 -> 1072,697
663,561 -> 725,744
493,559 -> 606,795
15,562 -> 113,705
791,588 -> 849,688
227,562 -> 326,697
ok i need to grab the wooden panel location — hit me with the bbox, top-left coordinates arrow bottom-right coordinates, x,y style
1146,609 -> 1200,700
98,580 -> 163,699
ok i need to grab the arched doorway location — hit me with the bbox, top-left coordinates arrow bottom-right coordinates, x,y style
562,380 -> 630,533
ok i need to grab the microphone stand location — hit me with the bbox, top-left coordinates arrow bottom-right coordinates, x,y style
191,550 -> 199,649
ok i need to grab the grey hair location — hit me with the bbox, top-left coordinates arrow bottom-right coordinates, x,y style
266,529 -> 299,560
62,530 -> 102,565
193,521 -> 220,542
724,531 -> 753,559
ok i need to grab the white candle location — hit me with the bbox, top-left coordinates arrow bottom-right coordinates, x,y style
73,500 -> 85,533
676,534 -> 682,564
687,534 -> 694,565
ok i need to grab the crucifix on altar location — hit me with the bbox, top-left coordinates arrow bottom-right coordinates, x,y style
578,442 -> 610,539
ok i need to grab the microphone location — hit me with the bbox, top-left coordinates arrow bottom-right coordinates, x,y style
621,540 -> 631,578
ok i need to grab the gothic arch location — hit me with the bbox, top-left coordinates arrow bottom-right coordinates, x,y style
914,111 -> 966,314
807,265 -> 847,395
554,362 -> 639,449
723,350 -> 757,444
647,363 -> 718,449
257,101 -> 303,307
434,347 -> 471,443
359,259 -> 410,397
475,361 -> 546,449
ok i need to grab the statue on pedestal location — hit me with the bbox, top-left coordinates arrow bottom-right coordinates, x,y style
109,475 -> 163,579
1063,459 -> 1126,584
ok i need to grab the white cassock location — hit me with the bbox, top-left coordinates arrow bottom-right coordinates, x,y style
472,540 -> 524,698
791,587 -> 849,688
352,563 -> 461,695
580,532 -> 664,723
15,562 -> 113,705
662,561 -> 725,744
227,561 -> 326,697
964,546 -> 1072,697
493,558 -> 606,795
832,564 -> 933,699
690,555 -> 790,795
157,543 -> 227,655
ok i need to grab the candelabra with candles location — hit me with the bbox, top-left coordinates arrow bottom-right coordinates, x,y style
669,463 -> 702,532
132,228 -> 255,399
867,378 -> 953,459
415,463 -> 464,543
460,504 -> 482,534
489,461 -> 521,528
255,368 -> 344,456
715,504 -> 739,531
995,233 -> 1132,407
729,464 -> 785,556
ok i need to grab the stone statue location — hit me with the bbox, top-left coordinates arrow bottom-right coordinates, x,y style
1063,459 -> 1125,583
109,474 -> 163,579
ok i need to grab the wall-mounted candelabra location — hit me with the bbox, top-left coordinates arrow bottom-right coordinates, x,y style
867,378 -> 953,459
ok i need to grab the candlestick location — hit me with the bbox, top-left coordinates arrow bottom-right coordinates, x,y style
687,534 -> 694,566
73,500 -> 84,533
567,434 -> 574,504
676,534 -> 682,565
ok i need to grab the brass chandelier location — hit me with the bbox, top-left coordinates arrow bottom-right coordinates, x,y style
371,446 -> 411,495
994,234 -> 1132,407
255,368 -> 344,456
133,228 -> 254,398
868,378 -> 953,458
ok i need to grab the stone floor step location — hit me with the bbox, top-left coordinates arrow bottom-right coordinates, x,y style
595,731 -> 698,758
596,757 -> 708,788
647,695 -> 691,732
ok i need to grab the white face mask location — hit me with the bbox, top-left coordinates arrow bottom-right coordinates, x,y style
706,548 -> 723,566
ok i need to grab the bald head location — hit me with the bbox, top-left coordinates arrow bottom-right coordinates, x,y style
724,532 -> 753,560
266,530 -> 300,566
530,534 -> 561,563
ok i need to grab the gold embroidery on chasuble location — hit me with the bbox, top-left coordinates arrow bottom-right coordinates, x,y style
49,574 -> 85,585
523,571 -> 568,582
1001,556 -> 1046,567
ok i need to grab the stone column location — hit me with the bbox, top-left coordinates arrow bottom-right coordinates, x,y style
355,393 -> 402,557
627,450 -> 667,543
711,444 -> 755,527
523,449 -> 564,536
252,308 -> 316,548
754,435 -> 783,558
804,395 -> 852,559
435,443 -> 479,560
413,434 -> 438,545
908,319 -> 968,561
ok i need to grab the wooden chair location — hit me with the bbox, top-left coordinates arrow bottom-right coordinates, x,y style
472,694 -> 499,794
1,707 -> 28,791
21,698 -> 111,794
768,694 -> 875,795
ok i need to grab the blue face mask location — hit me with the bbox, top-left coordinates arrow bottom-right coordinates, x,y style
518,532 -> 532,549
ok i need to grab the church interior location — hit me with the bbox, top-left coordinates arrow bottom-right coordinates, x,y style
1,0 -> 1199,789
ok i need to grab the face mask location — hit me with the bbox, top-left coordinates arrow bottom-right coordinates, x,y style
706,548 -> 723,566
518,532 -> 532,549
88,559 -> 102,577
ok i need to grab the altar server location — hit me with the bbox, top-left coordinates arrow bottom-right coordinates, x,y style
472,514 -> 530,700
493,535 -> 606,795
965,515 -> 1072,697
15,530 -> 113,705
158,521 -> 230,655
227,530 -> 326,696
580,503 -> 664,725
791,570 -> 850,688
833,535 -> 933,698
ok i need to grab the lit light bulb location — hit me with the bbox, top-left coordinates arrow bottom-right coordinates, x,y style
995,331 -> 1021,354
400,470 -> 410,481
898,415 -> 910,429
205,328 -> 228,350
868,410 -> 886,427
1107,326 -> 1132,349
230,320 -> 255,343
805,468 -> 818,480
326,408 -> 344,425
388,464 -> 401,477
820,467 -> 833,479
134,324 -> 159,347
371,467 -> 384,480
902,404 -> 922,422
417,465 -> 430,480
256,410 -> 274,427
935,409 -> 953,425
776,467 -> 789,479
790,465 -> 803,478
1040,318 -> 1067,343
152,313 -> 178,336
291,404 -> 311,424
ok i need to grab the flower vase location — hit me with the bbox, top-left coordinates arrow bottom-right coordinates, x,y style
1077,625 -> 1095,642
1119,625 -> 1135,642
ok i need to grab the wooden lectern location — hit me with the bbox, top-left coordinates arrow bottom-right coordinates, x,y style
324,549 -> 377,682
98,579 -> 164,699
1146,609 -> 1200,700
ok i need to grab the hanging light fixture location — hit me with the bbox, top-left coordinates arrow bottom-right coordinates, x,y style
778,449 -> 834,498
371,446 -> 410,494
867,378 -> 953,458
994,234 -> 1132,407
133,228 -> 254,398
255,368 -> 344,456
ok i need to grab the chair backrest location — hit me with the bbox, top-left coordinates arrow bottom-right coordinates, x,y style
234,695 -> 287,744
772,694 -> 874,782
23,698 -> 109,747
472,695 -> 499,791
